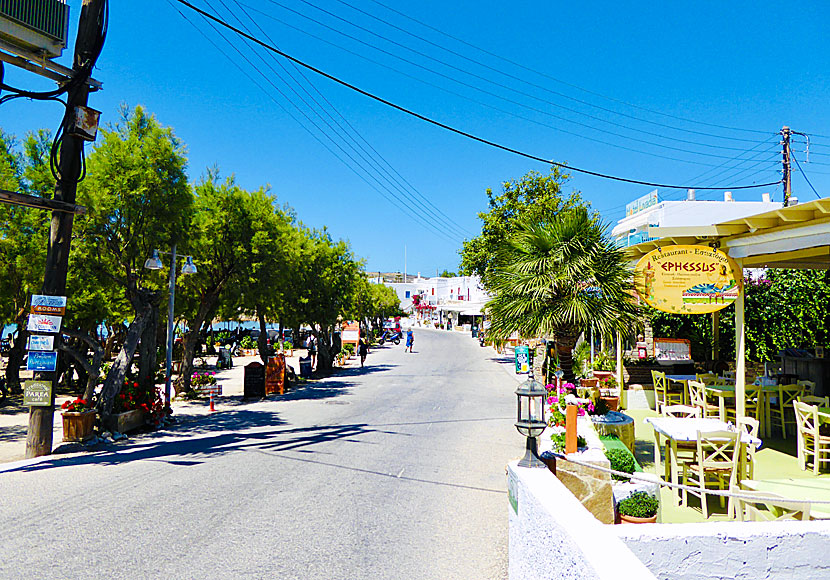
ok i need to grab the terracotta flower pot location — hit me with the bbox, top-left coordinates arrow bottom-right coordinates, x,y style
62,410 -> 97,442
600,396 -> 620,412
619,513 -> 657,524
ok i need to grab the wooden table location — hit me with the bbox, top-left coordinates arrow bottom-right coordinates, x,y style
741,478 -> 830,519
645,416 -> 761,506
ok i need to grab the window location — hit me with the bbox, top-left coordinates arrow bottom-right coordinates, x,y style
405,291 -> 411,298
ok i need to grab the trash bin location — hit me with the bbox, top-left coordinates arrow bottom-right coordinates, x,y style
217,347 -> 232,369
471,325 -> 479,338
299,356 -> 313,378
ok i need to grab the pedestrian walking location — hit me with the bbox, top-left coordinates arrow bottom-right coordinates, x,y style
306,332 -> 318,370
405,329 -> 414,353
358,337 -> 369,367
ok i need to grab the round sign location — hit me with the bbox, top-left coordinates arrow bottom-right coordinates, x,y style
634,245 -> 743,314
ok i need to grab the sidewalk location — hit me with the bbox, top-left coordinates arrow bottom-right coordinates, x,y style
0,350 -> 320,465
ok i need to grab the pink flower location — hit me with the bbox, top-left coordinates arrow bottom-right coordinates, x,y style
587,402 -> 595,412
547,396 -> 559,405
577,408 -> 586,417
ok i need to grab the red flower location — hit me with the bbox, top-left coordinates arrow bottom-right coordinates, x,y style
133,382 -> 139,388
61,401 -> 70,409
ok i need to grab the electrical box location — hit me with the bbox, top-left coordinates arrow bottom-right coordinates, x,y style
0,0 -> 70,59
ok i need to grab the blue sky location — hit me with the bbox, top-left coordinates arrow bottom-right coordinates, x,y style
2,1 -> 828,276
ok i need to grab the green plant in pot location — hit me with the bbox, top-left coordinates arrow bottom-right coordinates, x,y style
605,448 -> 636,481
617,491 -> 659,524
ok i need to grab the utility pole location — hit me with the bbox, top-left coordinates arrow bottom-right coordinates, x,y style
781,126 -> 792,207
26,0 -> 106,458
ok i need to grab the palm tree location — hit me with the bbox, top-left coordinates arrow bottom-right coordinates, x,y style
486,207 -> 639,382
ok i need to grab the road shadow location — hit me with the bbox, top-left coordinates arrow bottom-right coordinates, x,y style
0,424 -> 26,443
487,354 -> 513,365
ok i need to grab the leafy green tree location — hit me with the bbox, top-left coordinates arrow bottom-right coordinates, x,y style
486,207 -> 639,381
459,168 -> 584,289
75,105 -> 192,416
438,269 -> 456,278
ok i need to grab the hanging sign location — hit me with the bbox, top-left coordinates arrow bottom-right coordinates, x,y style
27,351 -> 58,372
27,335 -> 55,351
635,245 -> 742,314
515,345 -> 530,374
341,321 -> 360,344
23,380 -> 53,406
27,314 -> 62,333
31,294 -> 67,315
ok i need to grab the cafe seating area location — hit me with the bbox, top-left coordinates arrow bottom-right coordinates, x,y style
626,372 -> 830,523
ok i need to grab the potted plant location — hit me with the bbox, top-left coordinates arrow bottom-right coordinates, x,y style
598,376 -> 620,411
605,448 -> 636,481
61,397 -> 97,442
617,491 -> 659,524
105,379 -> 164,432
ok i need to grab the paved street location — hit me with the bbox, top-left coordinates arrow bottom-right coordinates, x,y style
0,329 -> 517,579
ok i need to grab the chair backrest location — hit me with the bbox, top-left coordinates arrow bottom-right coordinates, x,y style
737,416 -> 760,439
779,384 -> 804,410
798,380 -> 817,395
663,404 -> 701,418
740,491 -> 810,522
793,400 -> 819,435
695,430 -> 740,472
652,370 -> 666,389
696,373 -> 716,384
688,380 -> 707,409
799,395 -> 830,407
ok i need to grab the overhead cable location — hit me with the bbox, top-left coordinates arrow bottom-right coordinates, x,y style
172,0 -> 781,192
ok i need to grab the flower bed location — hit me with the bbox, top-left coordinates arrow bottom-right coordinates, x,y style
113,379 -> 164,428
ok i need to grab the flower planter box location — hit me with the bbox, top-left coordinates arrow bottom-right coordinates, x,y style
103,409 -> 146,434
62,410 -> 97,442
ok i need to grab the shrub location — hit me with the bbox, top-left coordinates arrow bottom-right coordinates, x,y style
343,343 -> 355,355
239,335 -> 255,349
605,447 -> 636,481
618,491 -> 659,518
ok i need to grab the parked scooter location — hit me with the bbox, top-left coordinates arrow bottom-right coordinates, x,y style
378,330 -> 402,345
479,331 -> 486,347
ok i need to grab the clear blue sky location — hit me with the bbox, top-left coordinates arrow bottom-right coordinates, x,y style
3,1 -> 828,276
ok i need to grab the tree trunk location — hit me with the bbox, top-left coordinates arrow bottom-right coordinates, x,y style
5,319 -> 27,394
257,307 -> 269,364
177,289 -> 222,395
138,302 -> 159,389
57,328 -> 106,401
316,327 -> 333,372
556,334 -> 579,384
97,303 -> 151,419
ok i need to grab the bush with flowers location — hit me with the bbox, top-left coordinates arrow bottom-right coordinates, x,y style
191,371 -> 217,388
546,381 -> 605,452
61,397 -> 95,413
113,379 -> 165,425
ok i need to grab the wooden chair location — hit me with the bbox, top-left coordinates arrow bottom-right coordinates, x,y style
770,384 -> 804,438
736,491 -> 810,522
696,373 -> 727,386
799,395 -> 830,407
737,417 -> 760,481
688,380 -> 719,418
793,400 -> 830,474
652,370 -> 668,413
682,430 -> 741,518
798,380 -> 817,396
725,384 -> 763,424
663,404 -> 701,419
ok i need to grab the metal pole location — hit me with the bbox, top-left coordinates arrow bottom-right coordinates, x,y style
590,324 -> 595,368
734,259 -> 746,421
165,244 -> 177,411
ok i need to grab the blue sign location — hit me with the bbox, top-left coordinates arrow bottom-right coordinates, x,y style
27,351 -> 58,372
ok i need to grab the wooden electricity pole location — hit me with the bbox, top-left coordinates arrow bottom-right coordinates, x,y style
26,0 -> 106,458
781,126 -> 792,207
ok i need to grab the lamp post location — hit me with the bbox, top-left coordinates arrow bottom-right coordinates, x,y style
144,244 -> 197,412
515,370 -> 548,468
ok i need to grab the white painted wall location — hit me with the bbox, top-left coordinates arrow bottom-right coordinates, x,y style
508,462 -> 657,580
617,520 -> 830,580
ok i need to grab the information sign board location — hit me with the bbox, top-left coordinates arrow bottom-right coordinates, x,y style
515,345 -> 530,374
23,380 -> 52,406
27,314 -> 62,333
635,245 -> 743,314
31,294 -> 67,315
27,351 -> 58,372
27,335 -> 55,351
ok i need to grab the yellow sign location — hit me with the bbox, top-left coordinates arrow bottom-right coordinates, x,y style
635,245 -> 742,314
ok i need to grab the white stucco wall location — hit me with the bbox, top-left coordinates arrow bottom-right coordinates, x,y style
508,462 -> 657,580
617,520 -> 830,580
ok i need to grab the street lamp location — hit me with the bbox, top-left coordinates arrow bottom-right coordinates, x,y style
515,371 -> 548,468
144,244 -> 197,412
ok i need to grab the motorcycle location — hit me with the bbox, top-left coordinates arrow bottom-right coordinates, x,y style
378,330 -> 402,345
479,331 -> 486,347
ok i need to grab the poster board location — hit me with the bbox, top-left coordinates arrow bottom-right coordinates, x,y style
635,245 -> 742,314
265,355 -> 285,395
341,321 -> 360,346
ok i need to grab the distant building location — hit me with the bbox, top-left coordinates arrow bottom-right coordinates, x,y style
372,274 -> 490,330
611,189 -> 782,248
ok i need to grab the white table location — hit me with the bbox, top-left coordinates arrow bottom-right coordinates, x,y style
645,417 -> 762,505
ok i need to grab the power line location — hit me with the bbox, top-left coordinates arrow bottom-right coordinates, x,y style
251,0 -> 768,162
363,0 -> 775,137
169,0 -> 463,245
279,0 -> 767,154
791,150 -> 822,199
173,0 -> 781,192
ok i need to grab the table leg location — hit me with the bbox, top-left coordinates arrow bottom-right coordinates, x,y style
719,395 -> 726,422
764,392 -> 771,438
669,440 -> 680,506
653,431 -> 663,479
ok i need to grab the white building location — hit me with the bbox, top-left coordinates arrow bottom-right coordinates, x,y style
375,274 -> 490,330
611,189 -> 782,248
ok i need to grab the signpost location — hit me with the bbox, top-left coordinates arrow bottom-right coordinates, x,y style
23,380 -> 52,407
27,314 -> 63,334
27,351 -> 58,372
634,245 -> 743,314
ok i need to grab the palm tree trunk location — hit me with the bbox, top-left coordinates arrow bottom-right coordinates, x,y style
556,335 -> 579,383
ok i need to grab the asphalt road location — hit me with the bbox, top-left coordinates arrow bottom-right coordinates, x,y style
0,329 -> 517,579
